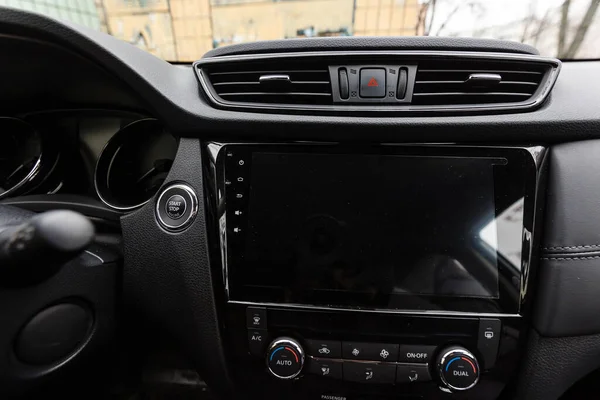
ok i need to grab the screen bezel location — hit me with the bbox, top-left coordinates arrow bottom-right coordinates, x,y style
214,144 -> 542,315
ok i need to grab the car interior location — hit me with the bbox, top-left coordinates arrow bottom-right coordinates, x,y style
1,3 -> 600,400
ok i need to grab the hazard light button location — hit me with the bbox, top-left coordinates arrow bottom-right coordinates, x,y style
360,68 -> 386,98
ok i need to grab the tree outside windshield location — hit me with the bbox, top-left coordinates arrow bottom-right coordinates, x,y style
0,0 -> 598,61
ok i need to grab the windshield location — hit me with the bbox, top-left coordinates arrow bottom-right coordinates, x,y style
4,0 -> 599,61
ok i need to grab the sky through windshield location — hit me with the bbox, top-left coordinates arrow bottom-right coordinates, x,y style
1,0 -> 598,61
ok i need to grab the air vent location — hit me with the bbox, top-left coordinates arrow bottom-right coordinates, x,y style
203,61 -> 332,105
195,52 -> 560,114
413,59 -> 548,106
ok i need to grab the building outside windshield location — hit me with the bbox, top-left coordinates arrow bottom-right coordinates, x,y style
1,0 -> 598,61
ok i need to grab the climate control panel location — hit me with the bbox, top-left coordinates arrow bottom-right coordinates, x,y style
264,335 -> 481,392
237,306 -> 511,398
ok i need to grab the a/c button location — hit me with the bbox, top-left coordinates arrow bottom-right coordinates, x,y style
165,194 -> 186,219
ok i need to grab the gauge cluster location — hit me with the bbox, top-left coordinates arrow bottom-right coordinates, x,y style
94,119 -> 177,210
0,112 -> 177,213
0,118 -> 43,199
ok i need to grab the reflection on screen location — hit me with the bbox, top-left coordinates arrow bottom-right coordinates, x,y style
238,152 -> 504,307
479,198 -> 524,269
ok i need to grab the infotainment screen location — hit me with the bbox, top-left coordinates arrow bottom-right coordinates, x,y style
220,145 -> 538,314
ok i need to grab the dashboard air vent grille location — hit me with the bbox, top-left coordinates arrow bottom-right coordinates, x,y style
413,59 -> 548,106
204,61 -> 332,105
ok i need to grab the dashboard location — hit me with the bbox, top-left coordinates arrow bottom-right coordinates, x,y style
1,6 -> 600,400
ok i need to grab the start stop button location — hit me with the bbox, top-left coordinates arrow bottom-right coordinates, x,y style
165,194 -> 186,219
156,183 -> 198,232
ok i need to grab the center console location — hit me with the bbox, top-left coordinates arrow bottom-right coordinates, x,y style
205,143 -> 546,399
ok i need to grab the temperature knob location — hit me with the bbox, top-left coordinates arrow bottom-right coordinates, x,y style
266,337 -> 305,379
436,346 -> 480,391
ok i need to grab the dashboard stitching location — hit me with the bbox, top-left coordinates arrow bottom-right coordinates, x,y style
543,245 -> 600,250
541,256 -> 600,260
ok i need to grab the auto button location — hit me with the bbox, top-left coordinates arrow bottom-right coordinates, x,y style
266,337 -> 305,380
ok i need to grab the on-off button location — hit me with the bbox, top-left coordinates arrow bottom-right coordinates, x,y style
398,344 -> 436,363
165,194 -> 186,219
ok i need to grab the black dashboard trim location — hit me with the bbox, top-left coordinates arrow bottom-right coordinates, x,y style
120,138 -> 234,398
0,7 -> 598,144
0,194 -> 123,222
202,36 -> 540,58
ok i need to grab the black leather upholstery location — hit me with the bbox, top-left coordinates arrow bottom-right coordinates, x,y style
517,330 -> 600,400
518,140 -> 600,400
535,140 -> 600,337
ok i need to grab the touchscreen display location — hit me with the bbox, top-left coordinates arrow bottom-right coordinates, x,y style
227,149 -> 529,312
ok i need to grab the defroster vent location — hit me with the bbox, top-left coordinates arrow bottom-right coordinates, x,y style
202,61 -> 332,106
412,59 -> 549,106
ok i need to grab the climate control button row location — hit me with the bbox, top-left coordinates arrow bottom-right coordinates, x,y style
307,357 -> 432,384
307,340 -> 435,364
